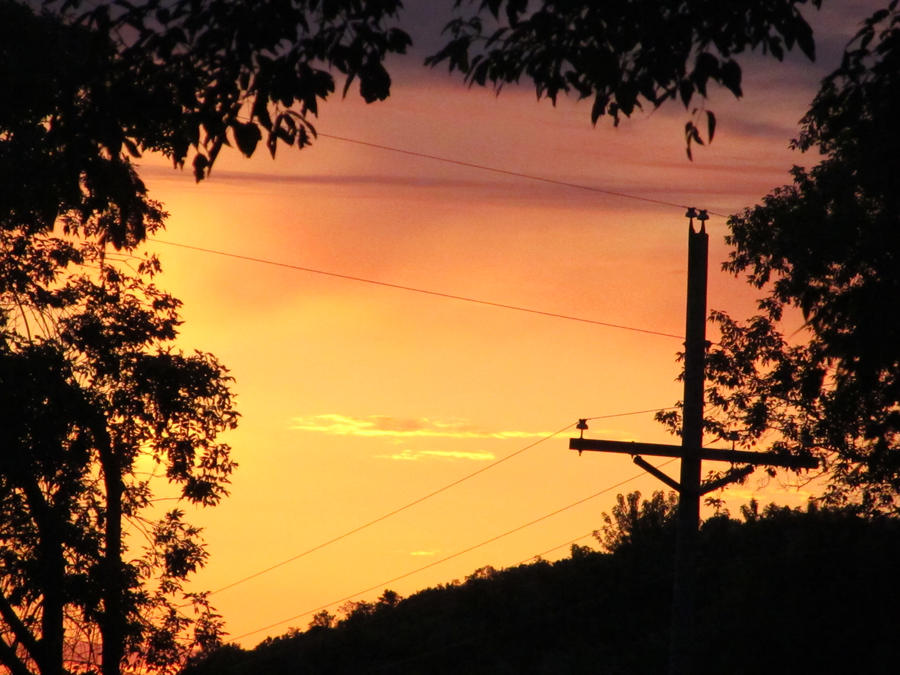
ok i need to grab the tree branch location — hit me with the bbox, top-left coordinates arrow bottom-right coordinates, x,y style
0,633 -> 34,675
0,590 -> 40,667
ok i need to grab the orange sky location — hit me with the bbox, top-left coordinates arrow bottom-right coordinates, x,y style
125,1 -> 881,646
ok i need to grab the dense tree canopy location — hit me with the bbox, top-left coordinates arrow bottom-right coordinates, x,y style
4,0 -> 896,670
0,228 -> 237,674
726,2 -> 900,384
181,496 -> 900,674
0,7 -> 411,663
660,3 -> 900,512
428,0 -> 822,156
0,0 -> 410,248
0,0 -> 832,255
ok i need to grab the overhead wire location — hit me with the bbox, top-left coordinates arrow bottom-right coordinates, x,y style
208,422 -> 572,596
232,458 -> 677,642
585,407 -> 675,421
524,532 -> 599,563
145,129 -> 742,344
149,130 -> 714,640
206,408 -> 675,598
149,239 -> 685,339
144,128 -> 733,342
223,113 -> 734,218
318,506 -> 845,675
517,459 -> 679,565
317,133 -> 731,219
144,131 -> 691,612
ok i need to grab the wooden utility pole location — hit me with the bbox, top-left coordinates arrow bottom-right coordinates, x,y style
668,207 -> 707,674
569,208 -> 818,675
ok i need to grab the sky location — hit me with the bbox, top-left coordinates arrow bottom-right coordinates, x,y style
122,1 -> 884,647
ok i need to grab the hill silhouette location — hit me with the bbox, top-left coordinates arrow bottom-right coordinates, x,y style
182,499 -> 900,674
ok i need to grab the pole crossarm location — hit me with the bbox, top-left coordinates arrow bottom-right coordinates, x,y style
570,438 -> 819,470
571,211 -> 818,675
632,455 -> 681,491
631,456 -> 768,495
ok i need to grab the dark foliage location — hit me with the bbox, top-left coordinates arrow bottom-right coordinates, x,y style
0,231 -> 236,674
0,0 -> 409,247
659,3 -> 900,513
427,0 -> 822,157
182,499 -> 900,675
727,2 -> 900,385
0,0 -> 833,252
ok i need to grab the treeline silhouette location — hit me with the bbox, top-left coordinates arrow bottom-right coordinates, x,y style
182,500 -> 900,674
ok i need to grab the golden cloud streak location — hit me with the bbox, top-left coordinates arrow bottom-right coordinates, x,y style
380,449 -> 496,462
290,413 -> 551,440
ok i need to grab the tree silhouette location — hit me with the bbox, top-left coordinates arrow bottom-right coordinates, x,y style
2,1 -> 889,671
595,490 -> 678,552
2,0 -> 834,254
427,0 -> 822,157
1,0 -> 410,247
659,4 -> 900,512
0,3 -> 408,666
182,498 -> 900,675
0,229 -> 236,675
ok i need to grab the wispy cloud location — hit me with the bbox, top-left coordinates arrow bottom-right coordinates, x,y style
289,414 -> 552,440
139,163 -> 499,190
409,550 -> 439,557
379,449 -> 496,462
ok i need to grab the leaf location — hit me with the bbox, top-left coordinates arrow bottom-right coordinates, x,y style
207,136 -> 224,167
679,79 -> 693,107
706,111 -> 716,144
123,137 -> 142,158
359,62 -> 392,103
192,154 -> 208,181
591,92 -> 609,124
688,53 -> 714,98
231,122 -> 261,158
721,60 -> 742,97
342,70 -> 357,99
616,83 -> 637,117
694,52 -> 720,85
684,120 -> 704,161
795,21 -> 816,60
691,125 -> 703,145
254,98 -> 272,130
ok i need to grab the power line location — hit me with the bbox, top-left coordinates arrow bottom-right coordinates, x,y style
586,407 -> 675,421
318,133 -> 731,218
225,112 -> 734,218
525,532 -> 598,563
208,422 -> 573,597
520,458 -> 680,564
231,460 -> 672,642
208,409 -> 672,598
149,239 -> 684,339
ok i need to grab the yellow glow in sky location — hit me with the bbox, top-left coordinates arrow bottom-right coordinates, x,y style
126,2 -> 875,647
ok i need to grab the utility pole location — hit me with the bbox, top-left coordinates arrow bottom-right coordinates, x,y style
669,206 -> 707,675
569,208 -> 818,675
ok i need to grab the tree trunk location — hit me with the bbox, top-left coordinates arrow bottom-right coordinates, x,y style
98,434 -> 124,675
21,477 -> 65,675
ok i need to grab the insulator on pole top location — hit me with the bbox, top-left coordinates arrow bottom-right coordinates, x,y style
576,418 -> 588,439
